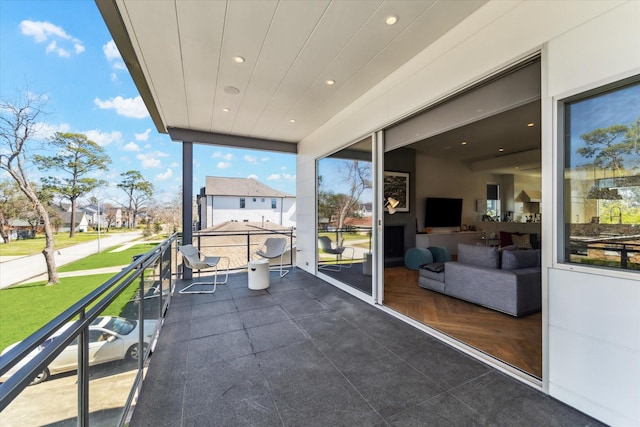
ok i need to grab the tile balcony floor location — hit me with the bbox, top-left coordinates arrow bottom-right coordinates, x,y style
131,268 -> 604,427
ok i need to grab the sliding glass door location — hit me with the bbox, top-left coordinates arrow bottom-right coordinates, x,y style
316,137 -> 373,295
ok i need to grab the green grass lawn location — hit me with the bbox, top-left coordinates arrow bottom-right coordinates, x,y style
0,273 -> 140,351
318,231 -> 371,249
0,229 -> 139,257
58,243 -> 159,272
0,233 -> 99,256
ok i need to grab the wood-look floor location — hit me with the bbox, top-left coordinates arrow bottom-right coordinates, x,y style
384,267 -> 542,379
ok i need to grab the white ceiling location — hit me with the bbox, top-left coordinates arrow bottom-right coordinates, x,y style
98,0 -> 487,145
409,101 -> 542,176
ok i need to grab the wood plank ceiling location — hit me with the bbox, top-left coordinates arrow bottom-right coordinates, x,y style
98,0 -> 486,146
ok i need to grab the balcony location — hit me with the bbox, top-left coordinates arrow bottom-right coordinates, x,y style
0,234 -> 604,426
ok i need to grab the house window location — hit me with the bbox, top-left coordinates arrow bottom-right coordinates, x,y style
252,198 -> 256,202
271,198 -> 277,209
240,198 -> 245,209
261,198 -> 265,202
562,78 -> 640,272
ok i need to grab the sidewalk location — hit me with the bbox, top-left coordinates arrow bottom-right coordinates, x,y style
0,232 -> 143,289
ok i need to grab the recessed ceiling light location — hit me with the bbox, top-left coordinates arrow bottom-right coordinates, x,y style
515,166 -> 520,169
326,79 -> 335,85
224,86 -> 240,95
385,15 -> 398,26
527,122 -> 535,127
222,108 -> 230,112
498,148 -> 504,152
289,119 -> 296,123
233,56 -> 245,63
461,141 -> 467,145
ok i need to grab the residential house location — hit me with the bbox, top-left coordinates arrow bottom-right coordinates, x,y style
99,2 -> 640,425
79,204 -> 123,230
197,177 -> 296,229
57,210 -> 89,234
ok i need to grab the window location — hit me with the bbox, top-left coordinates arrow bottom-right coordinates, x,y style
240,198 -> 245,209
261,198 -> 265,202
271,198 -> 277,209
562,78 -> 640,272
486,184 -> 500,219
252,198 -> 256,202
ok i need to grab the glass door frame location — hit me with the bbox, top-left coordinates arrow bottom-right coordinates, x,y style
315,133 -> 378,304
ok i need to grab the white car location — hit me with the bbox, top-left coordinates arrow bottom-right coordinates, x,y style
0,316 -> 158,385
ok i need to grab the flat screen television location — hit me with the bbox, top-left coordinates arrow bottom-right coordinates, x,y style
424,197 -> 463,228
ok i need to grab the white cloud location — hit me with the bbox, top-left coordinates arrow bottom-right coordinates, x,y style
212,152 -> 233,160
247,174 -> 259,180
267,174 -> 280,181
217,162 -> 231,169
155,169 -> 173,181
94,96 -> 149,119
169,162 -> 179,168
33,122 -> 71,140
20,20 -> 85,57
84,129 -> 122,147
244,155 -> 258,164
123,141 -> 141,152
135,128 -> 151,141
283,173 -> 296,180
137,151 -> 168,168
103,40 -> 126,70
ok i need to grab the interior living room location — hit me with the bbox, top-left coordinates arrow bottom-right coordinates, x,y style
382,59 -> 543,379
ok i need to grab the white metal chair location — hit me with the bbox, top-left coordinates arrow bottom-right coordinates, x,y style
178,244 -> 229,294
255,237 -> 289,277
318,236 -> 355,271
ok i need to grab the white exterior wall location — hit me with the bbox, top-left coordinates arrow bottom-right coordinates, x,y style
205,195 -> 296,228
296,1 -> 640,425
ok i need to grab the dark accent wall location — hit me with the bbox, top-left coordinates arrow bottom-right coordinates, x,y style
384,147 -> 416,255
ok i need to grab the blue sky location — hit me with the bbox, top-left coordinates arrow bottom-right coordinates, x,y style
0,0 -> 296,205
568,82 -> 640,168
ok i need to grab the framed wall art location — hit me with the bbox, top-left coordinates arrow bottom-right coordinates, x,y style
383,171 -> 409,212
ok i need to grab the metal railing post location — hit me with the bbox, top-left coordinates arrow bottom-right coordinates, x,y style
138,269 -> 145,373
77,309 -> 89,427
247,232 -> 251,266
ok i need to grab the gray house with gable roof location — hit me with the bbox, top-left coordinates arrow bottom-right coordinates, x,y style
197,177 -> 296,229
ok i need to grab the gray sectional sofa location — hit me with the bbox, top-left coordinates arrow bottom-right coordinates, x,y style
418,243 -> 541,317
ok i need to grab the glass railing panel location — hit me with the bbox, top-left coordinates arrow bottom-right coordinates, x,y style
0,328 -> 79,426
0,234 -> 177,427
86,254 -> 163,425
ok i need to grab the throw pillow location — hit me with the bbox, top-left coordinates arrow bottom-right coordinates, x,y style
511,233 -> 533,249
499,231 -> 513,248
420,262 -> 444,273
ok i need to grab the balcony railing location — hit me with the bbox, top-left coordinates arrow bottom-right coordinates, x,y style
191,227 -> 296,271
0,227 -> 297,426
0,234 -> 178,427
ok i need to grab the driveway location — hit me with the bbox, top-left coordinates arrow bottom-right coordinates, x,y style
0,361 -> 138,427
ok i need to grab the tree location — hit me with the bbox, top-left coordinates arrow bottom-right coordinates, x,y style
117,170 -> 154,229
0,179 -> 23,243
0,94 -> 59,284
319,160 -> 371,245
577,124 -> 631,174
34,132 -> 111,238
